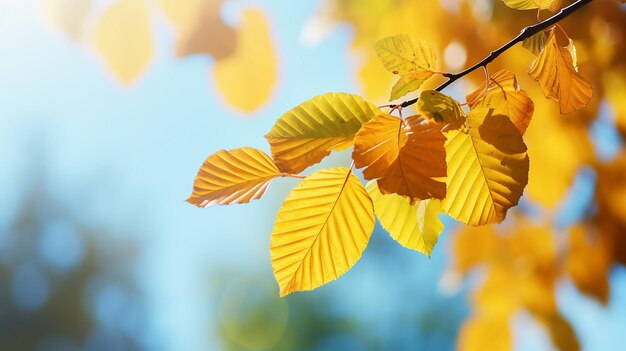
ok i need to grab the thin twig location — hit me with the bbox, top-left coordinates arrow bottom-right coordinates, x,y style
389,0 -> 592,109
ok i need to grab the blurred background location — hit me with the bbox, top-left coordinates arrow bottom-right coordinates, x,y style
1,0 -> 626,350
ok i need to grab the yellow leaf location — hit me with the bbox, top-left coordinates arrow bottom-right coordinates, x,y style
442,108 -> 529,226
417,90 -> 465,124
565,225 -> 610,304
366,181 -> 443,256
528,31 -> 593,114
270,168 -> 375,297
266,92 -> 380,174
376,115 -> 447,201
373,34 -> 437,76
352,114 -> 407,180
42,0 -> 91,40
502,0 -> 562,12
92,0 -> 154,85
187,147 -> 282,207
466,70 -> 534,135
160,0 -> 236,59
458,315 -> 511,351
522,30 -> 548,56
390,71 -> 431,101
214,9 -> 277,113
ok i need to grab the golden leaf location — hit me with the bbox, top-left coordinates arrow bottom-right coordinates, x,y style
467,70 -> 534,135
92,0 -> 154,85
187,147 -> 282,207
214,9 -> 277,113
442,108 -> 529,226
352,114 -> 408,180
160,0 -> 236,59
366,181 -> 443,256
417,90 -> 465,124
390,71 -> 432,101
372,34 -> 437,76
528,31 -> 593,114
270,167 -> 375,297
376,115 -> 447,201
266,92 -> 380,174
458,315 -> 511,351
502,0 -> 562,12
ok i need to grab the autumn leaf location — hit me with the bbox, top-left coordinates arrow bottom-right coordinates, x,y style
466,70 -> 534,135
522,30 -> 548,56
214,9 -> 277,113
187,147 -> 282,207
366,181 -> 443,256
376,115 -> 447,201
373,34 -> 437,100
528,31 -> 593,114
502,0 -> 562,12
92,0 -> 154,85
458,315 -> 511,351
417,90 -> 465,124
266,92 -> 380,174
270,167 -> 375,297
442,108 -> 529,226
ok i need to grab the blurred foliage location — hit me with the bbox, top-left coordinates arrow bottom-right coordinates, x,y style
0,161 -> 147,350
42,0 -> 277,113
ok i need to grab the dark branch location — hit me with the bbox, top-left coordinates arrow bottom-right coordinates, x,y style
390,0 -> 592,109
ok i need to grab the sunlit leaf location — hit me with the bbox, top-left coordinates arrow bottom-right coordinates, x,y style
214,9 -> 277,113
442,108 -> 529,226
373,34 -> 437,76
502,0 -> 562,12
187,147 -> 282,207
352,114 -> 407,180
92,0 -> 154,85
270,167 -> 375,297
466,70 -> 534,135
376,115 -> 447,201
366,181 -> 443,256
528,31 -> 593,114
522,30 -> 548,56
266,92 -> 380,174
417,90 -> 465,124
390,71 -> 432,100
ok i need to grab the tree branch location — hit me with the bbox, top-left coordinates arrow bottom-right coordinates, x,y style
390,0 -> 592,109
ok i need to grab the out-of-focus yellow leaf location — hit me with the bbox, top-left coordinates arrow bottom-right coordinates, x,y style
372,34 -> 437,76
528,31 -> 593,114
187,147 -> 282,207
522,30 -> 548,56
265,92 -> 380,174
417,90 -> 465,124
390,71 -> 432,101
270,167 -> 374,297
92,0 -> 154,85
458,315 -> 511,351
543,314 -> 581,351
376,115 -> 447,201
353,114 -> 407,180
453,225 -> 499,275
214,9 -> 277,113
466,70 -> 534,135
604,71 -> 626,138
502,0 -> 562,12
160,0 -> 236,59
442,108 -> 529,226
366,181 -> 443,256
42,0 -> 91,40
565,225 -> 611,304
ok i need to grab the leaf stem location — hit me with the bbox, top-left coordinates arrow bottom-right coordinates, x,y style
389,0 -> 592,109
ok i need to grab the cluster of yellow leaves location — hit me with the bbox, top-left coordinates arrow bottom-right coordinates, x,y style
187,14 -> 598,297
42,0 -> 277,112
